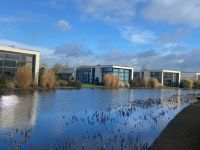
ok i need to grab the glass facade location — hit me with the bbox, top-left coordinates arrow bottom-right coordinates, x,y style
0,51 -> 35,78
134,72 -> 141,79
198,75 -> 200,80
76,68 -> 91,83
106,67 -> 131,83
150,72 -> 162,83
163,72 -> 179,87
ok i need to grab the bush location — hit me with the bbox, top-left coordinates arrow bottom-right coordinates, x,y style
0,76 -> 6,89
39,69 -> 49,88
180,79 -> 193,89
193,80 -> 200,89
67,80 -> 81,89
47,70 -> 56,88
5,80 -> 15,89
129,79 -> 136,87
58,80 -> 68,86
142,77 -> 149,87
16,66 -> 32,89
104,74 -> 124,88
148,78 -> 160,88
39,69 -> 57,88
130,77 -> 160,88
130,77 -> 149,88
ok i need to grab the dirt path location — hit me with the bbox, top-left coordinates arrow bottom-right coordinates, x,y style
150,101 -> 200,150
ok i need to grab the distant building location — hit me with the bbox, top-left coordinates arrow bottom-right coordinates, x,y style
181,72 -> 200,81
91,65 -> 134,84
56,68 -> 76,80
0,45 -> 40,83
76,65 -> 134,84
134,69 -> 181,87
76,66 -> 92,83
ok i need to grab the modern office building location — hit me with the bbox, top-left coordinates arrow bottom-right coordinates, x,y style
76,65 -> 134,84
181,72 -> 200,81
91,65 -> 134,84
76,66 -> 91,83
56,68 -> 76,80
0,45 -> 40,83
134,69 -> 181,87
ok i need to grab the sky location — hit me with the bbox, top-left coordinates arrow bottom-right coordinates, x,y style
0,0 -> 200,71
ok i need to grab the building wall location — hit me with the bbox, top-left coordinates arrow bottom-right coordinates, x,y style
76,67 -> 91,83
91,65 -> 134,84
0,46 -> 40,83
134,70 -> 181,87
181,72 -> 200,81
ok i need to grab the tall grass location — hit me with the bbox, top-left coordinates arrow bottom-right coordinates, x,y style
16,66 -> 32,89
104,74 -> 124,88
39,69 -> 56,88
180,79 -> 193,89
130,77 -> 160,88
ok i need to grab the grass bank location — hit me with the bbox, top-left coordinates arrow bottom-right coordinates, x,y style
150,100 -> 200,150
82,84 -> 106,88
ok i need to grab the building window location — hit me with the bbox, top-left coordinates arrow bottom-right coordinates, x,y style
150,72 -> 162,83
0,51 -> 34,78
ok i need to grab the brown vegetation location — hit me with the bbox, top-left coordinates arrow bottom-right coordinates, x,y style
16,66 -> 32,88
148,78 -> 160,88
47,70 -> 56,88
104,74 -> 124,88
39,69 -> 49,88
5,80 -> 15,89
130,77 -> 160,88
180,79 -> 193,89
39,69 -> 56,88
52,63 -> 63,73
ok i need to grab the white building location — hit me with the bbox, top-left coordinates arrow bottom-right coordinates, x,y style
134,69 -> 181,87
0,45 -> 40,83
76,65 -> 134,84
57,68 -> 76,80
181,72 -> 200,81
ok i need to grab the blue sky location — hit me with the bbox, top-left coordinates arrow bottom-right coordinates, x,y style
0,0 -> 200,71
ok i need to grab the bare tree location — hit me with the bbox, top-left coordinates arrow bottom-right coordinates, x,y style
52,63 -> 63,73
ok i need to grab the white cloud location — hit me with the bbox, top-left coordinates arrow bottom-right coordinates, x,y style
77,0 -> 136,24
142,0 -> 200,27
0,39 -> 53,65
120,26 -> 156,44
39,0 -> 68,8
0,13 -> 44,24
0,17 -> 16,23
56,20 -> 71,31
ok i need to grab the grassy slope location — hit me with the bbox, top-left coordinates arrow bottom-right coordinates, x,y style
82,84 -> 106,88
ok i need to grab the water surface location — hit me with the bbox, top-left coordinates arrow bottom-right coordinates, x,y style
0,89 -> 197,149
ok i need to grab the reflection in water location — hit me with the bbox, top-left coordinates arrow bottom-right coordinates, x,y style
0,91 -> 38,128
0,89 -> 198,150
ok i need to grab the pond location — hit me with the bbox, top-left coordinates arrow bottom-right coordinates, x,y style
0,88 -> 198,150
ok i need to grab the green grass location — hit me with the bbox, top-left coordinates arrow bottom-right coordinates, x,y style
160,86 -> 181,90
82,84 -> 106,88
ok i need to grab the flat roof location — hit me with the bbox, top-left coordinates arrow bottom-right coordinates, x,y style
92,65 -> 134,70
137,69 -> 181,73
0,45 -> 40,55
182,72 -> 200,74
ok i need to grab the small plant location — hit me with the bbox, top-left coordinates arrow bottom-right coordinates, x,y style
0,76 -> 6,89
193,80 -> 200,89
5,80 -> 15,89
148,78 -> 159,88
67,80 -> 81,89
180,79 -> 193,89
